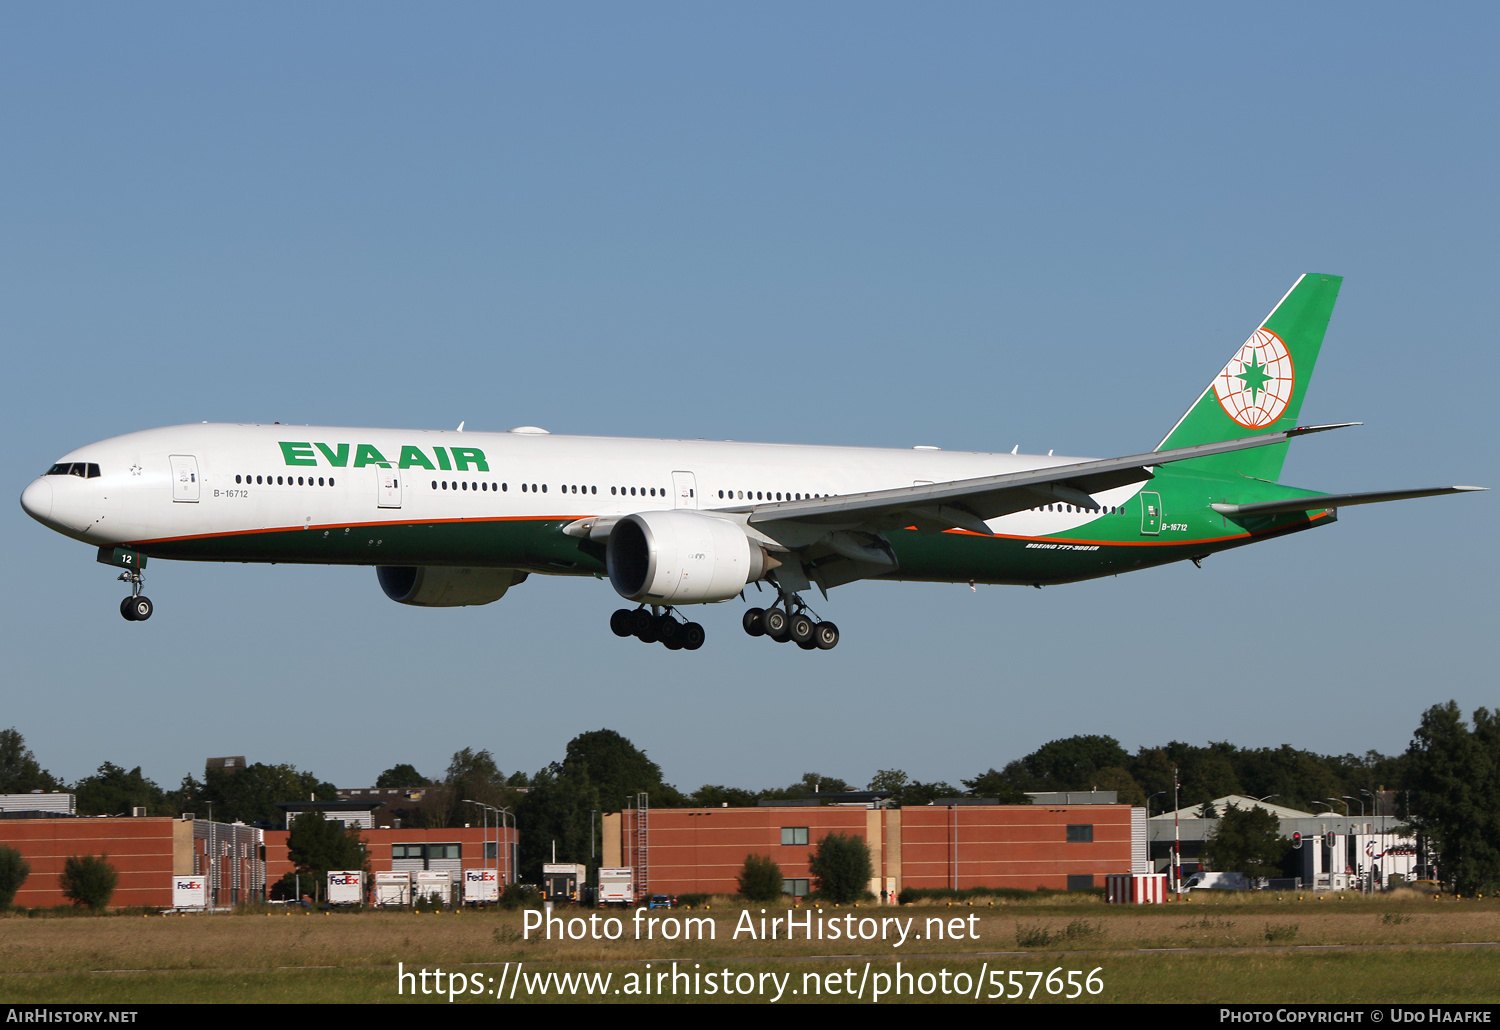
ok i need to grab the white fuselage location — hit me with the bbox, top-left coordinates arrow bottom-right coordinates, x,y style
21,423 -> 1130,556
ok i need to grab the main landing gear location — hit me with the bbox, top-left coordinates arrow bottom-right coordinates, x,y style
118,569 -> 153,622
741,593 -> 839,651
610,606 -> 705,651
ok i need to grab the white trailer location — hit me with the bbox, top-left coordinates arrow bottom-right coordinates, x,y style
463,868 -> 500,904
597,867 -> 634,906
172,876 -> 207,910
374,870 -> 412,907
415,870 -> 451,906
327,869 -> 364,906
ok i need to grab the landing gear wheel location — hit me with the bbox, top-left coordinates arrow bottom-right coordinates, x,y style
661,636 -> 684,651
655,615 -> 680,645
763,607 -> 789,641
126,596 -> 153,622
630,609 -> 657,642
813,621 -> 840,650
120,597 -> 139,621
681,623 -> 706,650
610,609 -> 634,637
789,613 -> 815,645
796,638 -> 818,650
742,608 -> 766,637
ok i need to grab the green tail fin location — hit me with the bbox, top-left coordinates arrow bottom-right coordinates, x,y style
1157,273 -> 1342,481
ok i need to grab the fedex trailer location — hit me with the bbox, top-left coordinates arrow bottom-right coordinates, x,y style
463,868 -> 500,905
327,870 -> 364,906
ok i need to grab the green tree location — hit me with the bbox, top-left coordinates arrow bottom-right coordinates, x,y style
1201,804 -> 1288,878
690,784 -> 760,807
517,762 -> 600,882
286,811 -> 368,890
959,768 -> 1033,804
375,764 -> 424,788
422,747 -> 513,827
808,832 -> 872,903
200,762 -> 337,826
60,855 -> 118,910
0,846 -> 30,910
74,762 -> 165,817
1017,735 -> 1130,791
737,854 -> 784,902
1402,702 -> 1500,895
565,730 -> 682,808
0,728 -> 61,794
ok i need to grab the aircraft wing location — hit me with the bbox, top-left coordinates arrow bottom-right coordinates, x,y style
1211,485 -> 1487,518
737,423 -> 1358,536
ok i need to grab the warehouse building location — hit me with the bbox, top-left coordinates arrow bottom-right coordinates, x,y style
602,801 -> 1145,900
0,814 -> 264,908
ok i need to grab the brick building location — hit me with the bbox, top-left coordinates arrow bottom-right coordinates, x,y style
602,803 -> 1144,899
0,816 -> 263,908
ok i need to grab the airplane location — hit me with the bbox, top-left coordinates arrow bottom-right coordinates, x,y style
20,273 -> 1484,651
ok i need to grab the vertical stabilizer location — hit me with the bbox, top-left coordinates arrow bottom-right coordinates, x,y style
1157,274 -> 1342,482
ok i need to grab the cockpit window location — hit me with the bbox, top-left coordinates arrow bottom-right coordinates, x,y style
46,463 -> 100,478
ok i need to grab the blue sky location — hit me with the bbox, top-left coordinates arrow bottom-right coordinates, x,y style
4,4 -> 1495,798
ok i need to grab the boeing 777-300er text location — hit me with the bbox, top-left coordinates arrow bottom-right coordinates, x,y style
20,274 -> 1485,650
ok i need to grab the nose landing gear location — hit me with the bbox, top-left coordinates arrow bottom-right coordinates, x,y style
118,570 -> 153,622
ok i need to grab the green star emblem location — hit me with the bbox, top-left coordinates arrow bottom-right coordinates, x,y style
1235,350 -> 1273,404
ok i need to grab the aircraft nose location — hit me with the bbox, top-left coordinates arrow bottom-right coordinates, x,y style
20,478 -> 53,523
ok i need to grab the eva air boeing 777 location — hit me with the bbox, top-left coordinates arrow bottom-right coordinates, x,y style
20,274 -> 1484,650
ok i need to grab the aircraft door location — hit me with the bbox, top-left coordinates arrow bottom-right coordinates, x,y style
1140,491 -> 1162,535
169,455 -> 200,502
378,468 -> 402,509
671,471 -> 698,510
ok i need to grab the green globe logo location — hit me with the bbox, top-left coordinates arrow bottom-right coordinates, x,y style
1212,328 -> 1295,428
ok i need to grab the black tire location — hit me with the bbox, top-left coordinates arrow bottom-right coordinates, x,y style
120,597 -> 139,621
763,607 -> 789,640
130,596 -> 154,622
742,607 -> 766,637
681,623 -> 706,650
610,609 -> 634,637
796,638 -> 818,650
631,609 -> 656,639
789,613 -> 815,644
662,636 -> 683,651
814,621 -> 840,650
656,615 -> 680,643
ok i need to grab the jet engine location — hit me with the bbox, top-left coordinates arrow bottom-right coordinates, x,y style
606,510 -> 775,604
377,566 -> 528,607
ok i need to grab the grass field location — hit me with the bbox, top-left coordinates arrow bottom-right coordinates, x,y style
2,891 -> 1496,1004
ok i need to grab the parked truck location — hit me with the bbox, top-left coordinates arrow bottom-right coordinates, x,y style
597,867 -> 634,906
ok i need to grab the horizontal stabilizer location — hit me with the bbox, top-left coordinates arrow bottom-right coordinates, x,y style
1212,485 -> 1487,518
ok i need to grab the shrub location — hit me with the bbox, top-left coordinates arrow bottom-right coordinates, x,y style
737,854 -> 784,903
498,882 -> 537,910
0,846 -> 30,910
808,832 -> 873,905
60,855 -> 117,910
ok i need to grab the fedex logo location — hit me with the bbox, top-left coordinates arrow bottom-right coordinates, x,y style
465,870 -> 497,883
330,873 -> 361,885
175,879 -> 204,890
